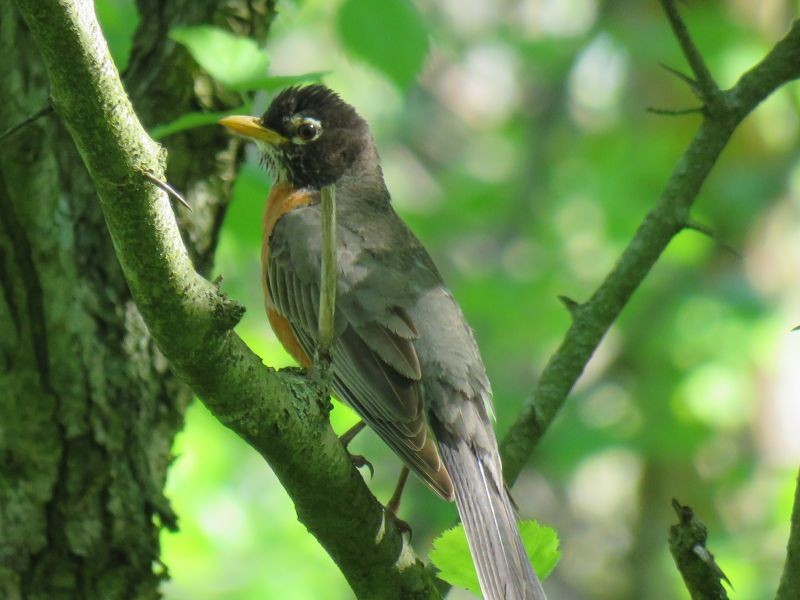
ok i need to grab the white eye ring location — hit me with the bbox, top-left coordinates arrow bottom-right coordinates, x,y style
291,116 -> 322,144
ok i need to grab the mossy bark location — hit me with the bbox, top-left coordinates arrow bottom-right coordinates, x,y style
0,2 -> 273,598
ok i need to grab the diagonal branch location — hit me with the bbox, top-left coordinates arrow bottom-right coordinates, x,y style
500,17 -> 800,482
670,499 -> 730,600
12,0 -> 439,597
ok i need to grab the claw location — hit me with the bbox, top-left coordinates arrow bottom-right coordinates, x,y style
387,509 -> 412,540
349,453 -> 374,479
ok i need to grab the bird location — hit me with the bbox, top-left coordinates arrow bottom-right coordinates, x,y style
220,85 -> 546,600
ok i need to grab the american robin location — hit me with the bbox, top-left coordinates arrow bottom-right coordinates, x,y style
220,85 -> 545,600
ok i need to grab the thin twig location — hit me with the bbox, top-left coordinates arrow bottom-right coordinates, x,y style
500,19 -> 800,482
318,183 -> 337,358
659,0 -> 720,105
683,220 -> 741,258
659,62 -> 700,90
142,170 -> 192,211
647,106 -> 704,117
669,499 -> 730,600
0,103 -> 53,143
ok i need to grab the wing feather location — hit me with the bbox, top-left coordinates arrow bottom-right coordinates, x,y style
267,207 -> 453,499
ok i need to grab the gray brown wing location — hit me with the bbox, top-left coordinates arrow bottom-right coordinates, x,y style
268,206 -> 453,500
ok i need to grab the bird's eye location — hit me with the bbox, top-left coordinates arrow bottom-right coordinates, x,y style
296,121 -> 319,141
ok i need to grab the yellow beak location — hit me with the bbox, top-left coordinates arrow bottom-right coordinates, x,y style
218,115 -> 287,145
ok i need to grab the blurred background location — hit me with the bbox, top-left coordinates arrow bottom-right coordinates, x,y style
97,0 -> 799,598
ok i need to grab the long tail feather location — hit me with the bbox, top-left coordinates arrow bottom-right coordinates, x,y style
438,436 -> 547,600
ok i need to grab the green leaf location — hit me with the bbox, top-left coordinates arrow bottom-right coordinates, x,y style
150,105 -> 250,140
170,26 -> 269,89
429,520 -> 560,597
336,0 -> 429,89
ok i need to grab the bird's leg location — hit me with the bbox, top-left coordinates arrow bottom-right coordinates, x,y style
339,420 -> 373,478
340,420 -> 366,447
386,466 -> 411,536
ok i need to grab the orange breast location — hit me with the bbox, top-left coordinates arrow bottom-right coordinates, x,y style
262,183 -> 314,368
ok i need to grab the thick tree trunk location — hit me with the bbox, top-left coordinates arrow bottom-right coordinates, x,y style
0,2 -> 273,598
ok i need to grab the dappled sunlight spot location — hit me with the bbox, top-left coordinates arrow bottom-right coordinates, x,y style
578,383 -> 634,430
269,23 -> 335,74
510,470 -> 560,522
750,89 -> 799,151
568,448 -> 642,520
438,0 -> 499,36
162,402 -> 349,598
674,363 -> 755,430
500,237 -> 540,282
745,192 -> 800,299
758,331 -> 800,464
553,196 -> 605,239
563,229 -> 617,282
437,43 -> 521,129
729,0 -> 792,37
446,233 -> 501,278
514,0 -> 598,39
559,472 -> 641,600
715,467 -> 791,581
382,145 -> 443,212
568,33 -> 629,131
670,297 -> 758,369
694,434 -> 741,480
324,67 -> 403,126
553,196 -> 615,282
560,521 -> 633,598
462,132 -> 517,181
197,493 -> 247,544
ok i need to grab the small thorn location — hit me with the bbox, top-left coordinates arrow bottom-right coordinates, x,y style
684,220 -> 741,258
558,295 -> 580,315
659,62 -> 699,91
142,170 -> 192,211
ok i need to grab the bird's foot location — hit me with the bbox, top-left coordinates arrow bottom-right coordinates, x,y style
349,453 -> 374,479
339,421 -> 373,477
385,466 -> 411,538
386,507 -> 412,539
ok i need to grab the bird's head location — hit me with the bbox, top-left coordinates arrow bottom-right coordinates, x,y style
220,85 -> 375,189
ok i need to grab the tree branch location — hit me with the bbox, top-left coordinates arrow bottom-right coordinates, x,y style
669,499 -> 730,600
500,18 -> 800,482
12,1 -> 439,597
776,467 -> 800,600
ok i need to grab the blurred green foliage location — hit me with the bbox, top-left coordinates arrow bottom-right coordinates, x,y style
97,0 -> 800,598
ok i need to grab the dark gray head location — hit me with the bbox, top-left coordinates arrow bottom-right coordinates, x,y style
220,85 -> 378,189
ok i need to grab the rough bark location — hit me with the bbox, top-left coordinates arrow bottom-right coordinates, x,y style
0,2 -> 274,598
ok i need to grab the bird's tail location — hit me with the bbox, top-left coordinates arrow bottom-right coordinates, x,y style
437,434 -> 547,600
